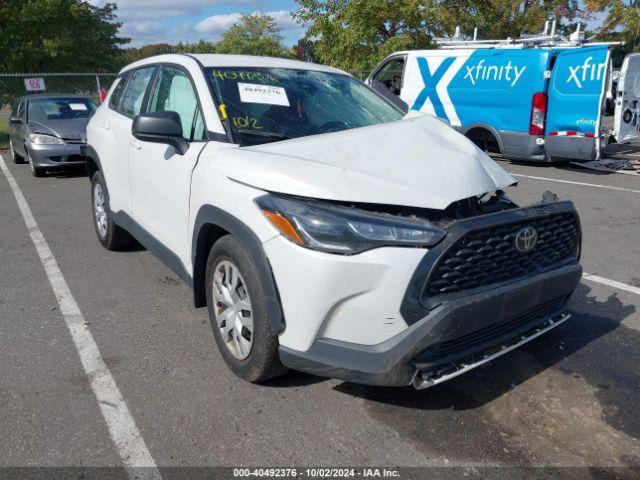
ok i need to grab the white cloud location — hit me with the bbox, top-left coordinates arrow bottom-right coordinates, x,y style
263,10 -> 298,31
195,13 -> 243,36
195,10 -> 299,37
87,1 -> 304,47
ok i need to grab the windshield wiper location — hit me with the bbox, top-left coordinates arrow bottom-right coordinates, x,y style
235,128 -> 293,141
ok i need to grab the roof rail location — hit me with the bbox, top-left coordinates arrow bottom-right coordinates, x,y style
435,22 -> 624,49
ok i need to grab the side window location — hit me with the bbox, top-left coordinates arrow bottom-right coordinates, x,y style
120,67 -> 155,117
372,58 -> 405,96
148,66 -> 206,141
108,73 -> 129,111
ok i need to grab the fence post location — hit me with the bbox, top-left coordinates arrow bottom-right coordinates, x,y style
95,74 -> 101,101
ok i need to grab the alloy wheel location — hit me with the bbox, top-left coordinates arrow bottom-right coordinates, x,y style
212,260 -> 254,360
93,183 -> 108,238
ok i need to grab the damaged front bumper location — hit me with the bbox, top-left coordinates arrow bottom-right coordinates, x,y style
278,263 -> 581,388
278,201 -> 582,389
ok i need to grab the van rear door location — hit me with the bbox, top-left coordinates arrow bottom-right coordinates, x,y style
613,53 -> 640,144
545,46 -> 610,160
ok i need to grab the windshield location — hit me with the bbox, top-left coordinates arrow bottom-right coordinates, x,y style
206,67 -> 404,146
27,97 -> 96,121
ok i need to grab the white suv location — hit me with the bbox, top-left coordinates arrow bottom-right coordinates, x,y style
86,54 -> 582,389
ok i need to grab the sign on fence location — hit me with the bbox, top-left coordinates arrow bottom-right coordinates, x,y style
24,77 -> 46,92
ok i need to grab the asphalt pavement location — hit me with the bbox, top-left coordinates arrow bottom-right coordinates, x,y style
0,151 -> 639,478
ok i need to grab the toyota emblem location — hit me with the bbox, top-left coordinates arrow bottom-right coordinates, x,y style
515,227 -> 538,253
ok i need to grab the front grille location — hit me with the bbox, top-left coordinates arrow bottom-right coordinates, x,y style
425,213 -> 579,297
418,296 -> 565,360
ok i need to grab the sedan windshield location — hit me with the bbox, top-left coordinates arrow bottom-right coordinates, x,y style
206,67 -> 404,146
28,97 -> 96,122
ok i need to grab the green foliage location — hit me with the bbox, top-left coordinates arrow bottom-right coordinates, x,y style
439,0 -> 580,40
292,37 -> 317,62
215,14 -> 292,57
0,116 -> 8,148
586,0 -> 640,50
294,0 -> 442,71
0,0 -> 129,72
122,41 -> 218,64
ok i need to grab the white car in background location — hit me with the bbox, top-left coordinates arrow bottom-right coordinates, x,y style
85,54 -> 582,389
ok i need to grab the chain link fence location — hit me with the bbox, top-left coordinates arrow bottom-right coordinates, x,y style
0,73 -> 117,147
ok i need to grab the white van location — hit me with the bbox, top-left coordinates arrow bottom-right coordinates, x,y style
368,46 -> 640,161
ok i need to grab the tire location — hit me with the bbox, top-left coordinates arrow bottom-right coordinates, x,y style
25,148 -> 45,177
9,140 -> 24,164
91,170 -> 132,250
205,235 -> 287,383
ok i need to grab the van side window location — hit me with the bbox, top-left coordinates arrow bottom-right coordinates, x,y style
108,73 -> 130,111
373,58 -> 405,96
148,66 -> 206,141
120,67 -> 155,117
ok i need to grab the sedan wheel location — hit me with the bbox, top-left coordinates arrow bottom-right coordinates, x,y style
26,149 -> 44,177
212,260 -> 254,360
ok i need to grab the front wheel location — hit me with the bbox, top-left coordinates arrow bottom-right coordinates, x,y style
91,170 -> 132,250
26,149 -> 44,177
9,140 -> 24,164
206,235 -> 287,383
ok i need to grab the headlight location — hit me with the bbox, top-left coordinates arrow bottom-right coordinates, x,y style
29,134 -> 64,145
256,195 -> 445,254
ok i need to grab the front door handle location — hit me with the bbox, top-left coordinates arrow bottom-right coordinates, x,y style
130,140 -> 141,151
100,121 -> 110,130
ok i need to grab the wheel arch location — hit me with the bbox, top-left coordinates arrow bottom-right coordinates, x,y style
84,145 -> 102,180
191,205 -> 285,333
461,123 -> 504,154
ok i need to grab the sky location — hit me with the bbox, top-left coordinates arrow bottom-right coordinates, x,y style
89,1 -> 608,49
89,0 -> 305,48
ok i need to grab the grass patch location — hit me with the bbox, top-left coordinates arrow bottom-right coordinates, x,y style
0,116 -> 8,149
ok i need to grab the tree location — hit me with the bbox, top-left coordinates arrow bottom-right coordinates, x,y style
215,14 -> 292,58
175,40 -> 217,54
585,0 -> 640,50
123,43 -> 176,64
294,0 -> 443,72
0,0 -> 129,72
439,0 -> 581,40
292,36 -> 317,62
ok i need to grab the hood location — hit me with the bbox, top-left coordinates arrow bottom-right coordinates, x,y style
28,118 -> 89,142
218,114 -> 516,210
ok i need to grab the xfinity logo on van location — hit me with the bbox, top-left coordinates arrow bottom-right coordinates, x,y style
567,56 -> 607,88
463,60 -> 526,87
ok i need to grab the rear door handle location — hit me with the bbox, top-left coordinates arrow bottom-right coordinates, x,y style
130,140 -> 141,151
100,121 -> 110,130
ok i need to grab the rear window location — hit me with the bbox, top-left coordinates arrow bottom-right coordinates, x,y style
27,97 -> 96,121
120,67 -> 155,117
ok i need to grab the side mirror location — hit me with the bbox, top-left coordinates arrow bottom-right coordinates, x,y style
9,116 -> 23,124
132,111 -> 189,155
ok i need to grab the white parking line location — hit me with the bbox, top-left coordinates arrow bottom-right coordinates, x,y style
0,156 -> 161,479
583,273 -> 640,296
511,173 -> 640,194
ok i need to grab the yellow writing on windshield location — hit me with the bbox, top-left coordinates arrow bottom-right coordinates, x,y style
210,70 -> 279,83
232,116 -> 263,129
